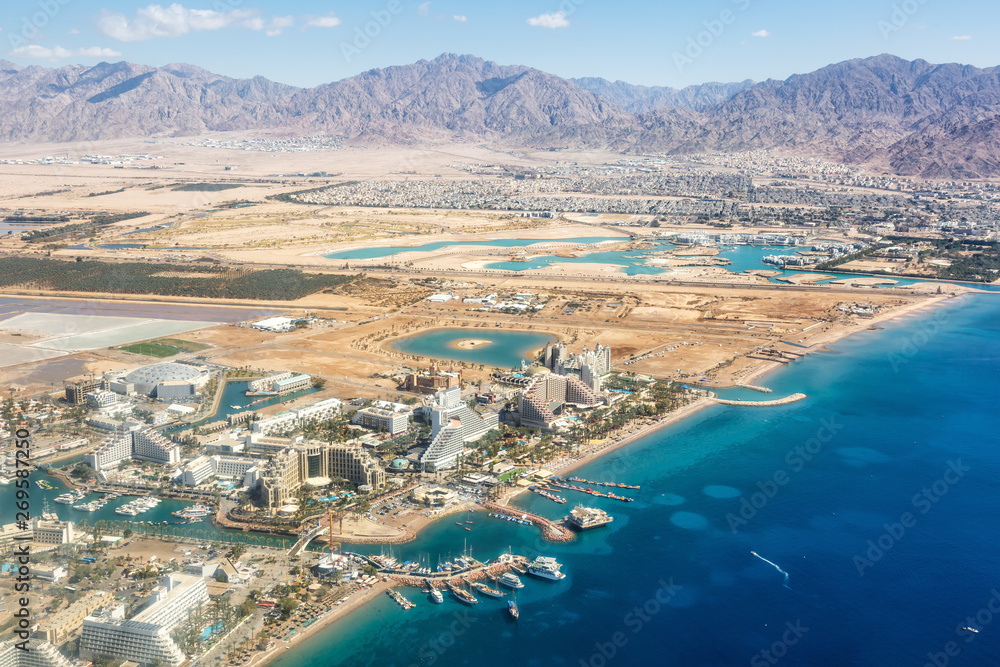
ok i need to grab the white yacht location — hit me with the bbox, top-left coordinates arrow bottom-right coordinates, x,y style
498,572 -> 524,589
527,556 -> 566,581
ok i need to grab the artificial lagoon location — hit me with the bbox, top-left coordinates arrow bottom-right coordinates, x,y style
389,328 -> 556,368
325,237 -> 627,260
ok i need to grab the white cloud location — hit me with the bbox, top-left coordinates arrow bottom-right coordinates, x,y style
751,29 -> 770,37
267,15 -> 294,36
9,45 -> 122,59
527,11 -> 569,29
453,15 -> 467,22
68,28 -> 81,35
952,35 -> 972,40
417,2 -> 431,17
96,3 -> 270,41
304,13 -> 342,29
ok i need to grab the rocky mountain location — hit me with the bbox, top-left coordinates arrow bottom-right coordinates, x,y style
3,53 -> 1000,177
283,54 -> 632,142
571,77 -> 754,112
0,59 -> 300,142
0,54 -> 628,145
601,54 -> 1000,177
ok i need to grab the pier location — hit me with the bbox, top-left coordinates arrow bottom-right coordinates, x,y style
388,554 -> 530,589
711,392 -> 807,407
734,382 -> 773,393
480,501 -> 575,542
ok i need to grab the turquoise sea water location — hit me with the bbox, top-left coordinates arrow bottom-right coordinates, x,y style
325,237 -> 625,260
267,293 -> 1000,667
389,329 -> 556,368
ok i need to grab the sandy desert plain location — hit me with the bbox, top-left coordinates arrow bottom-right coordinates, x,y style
0,137 -> 965,405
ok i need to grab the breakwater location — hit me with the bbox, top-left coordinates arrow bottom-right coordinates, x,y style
711,392 -> 806,407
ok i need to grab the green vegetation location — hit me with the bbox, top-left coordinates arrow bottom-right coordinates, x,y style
909,238 -> 1000,282
118,338 -> 212,358
21,211 -> 150,243
4,214 -> 70,223
173,183 -> 243,192
818,236 -> 1000,283
0,257 -> 359,300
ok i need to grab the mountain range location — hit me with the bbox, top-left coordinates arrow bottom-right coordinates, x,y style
2,53 -> 1000,178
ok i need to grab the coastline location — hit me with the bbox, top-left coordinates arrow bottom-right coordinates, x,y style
251,292 -> 956,667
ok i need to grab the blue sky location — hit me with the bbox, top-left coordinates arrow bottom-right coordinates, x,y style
1,0 -> 997,88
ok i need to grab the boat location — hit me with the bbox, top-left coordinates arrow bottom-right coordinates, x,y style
41,500 -> 58,521
429,588 -> 443,604
507,599 -> 519,620
230,405 -> 242,409
449,583 -> 479,605
527,556 -> 566,581
498,572 -> 524,589
386,588 -> 414,610
472,582 -> 505,598
566,476 -> 640,490
565,505 -> 614,531
54,494 -> 76,504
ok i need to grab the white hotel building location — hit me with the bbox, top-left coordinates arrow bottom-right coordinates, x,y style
85,425 -> 181,472
81,573 -> 208,667
181,454 -> 259,486
0,639 -> 75,667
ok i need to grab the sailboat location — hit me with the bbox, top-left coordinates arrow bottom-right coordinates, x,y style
507,590 -> 519,620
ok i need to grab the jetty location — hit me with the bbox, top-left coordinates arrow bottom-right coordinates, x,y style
388,553 -> 530,589
734,382 -> 773,393
711,392 -> 806,407
480,501 -> 574,542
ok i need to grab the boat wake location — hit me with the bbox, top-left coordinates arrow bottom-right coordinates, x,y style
751,550 -> 791,589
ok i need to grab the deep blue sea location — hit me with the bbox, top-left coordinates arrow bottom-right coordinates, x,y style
264,293 -> 1000,667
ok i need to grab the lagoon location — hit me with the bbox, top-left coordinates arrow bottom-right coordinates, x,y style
389,328 -> 556,368
324,237 -> 626,260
